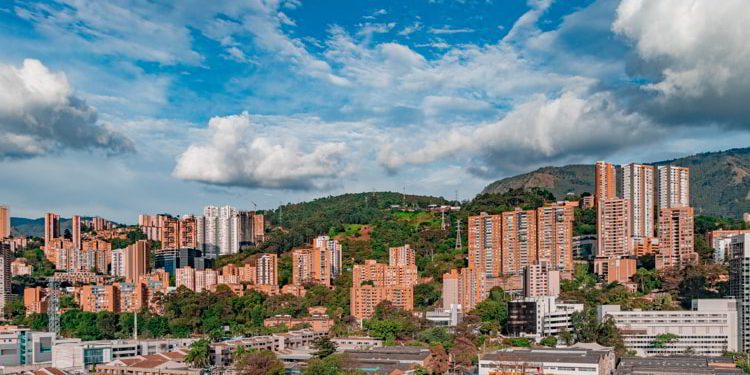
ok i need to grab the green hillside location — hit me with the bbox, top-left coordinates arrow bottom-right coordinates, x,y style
481,147 -> 750,218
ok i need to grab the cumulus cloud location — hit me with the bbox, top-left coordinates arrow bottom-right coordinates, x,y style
613,0 -> 750,125
379,85 -> 659,175
173,112 -> 349,190
0,59 -> 134,159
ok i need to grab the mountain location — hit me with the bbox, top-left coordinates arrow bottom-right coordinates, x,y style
11,217 -> 73,238
481,147 -> 750,218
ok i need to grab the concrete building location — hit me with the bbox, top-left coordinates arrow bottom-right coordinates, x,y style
710,230 -> 750,263
138,214 -> 168,241
0,241 -> 11,314
198,205 -> 240,258
44,213 -> 61,261
351,259 -> 417,320
0,326 -> 55,367
344,346 -> 434,375
153,248 -> 209,277
240,253 -> 278,286
598,299 -> 739,356
124,240 -> 150,283
596,198 -> 631,260
52,338 -> 195,370
208,330 -> 324,368
524,261 -> 560,298
161,216 -> 198,250
622,163 -> 655,239
467,213 -> 502,277
95,350 -> 199,375
596,257 -> 637,284
238,211 -> 265,247
502,208 -> 538,276
71,215 -> 81,251
537,201 -> 576,276
657,207 -> 697,270
595,161 -> 617,207
291,246 -> 332,287
479,346 -> 615,375
24,286 -> 48,315
313,235 -> 342,278
616,357 -> 741,375
658,165 -> 690,210
507,297 -> 584,340
331,337 -> 383,351
729,233 -> 750,351
0,205 -> 9,239
425,304 -> 464,327
388,244 -> 416,267
442,267 -> 487,312
80,285 -> 119,313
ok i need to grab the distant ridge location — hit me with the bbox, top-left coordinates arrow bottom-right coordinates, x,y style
481,147 -> 750,218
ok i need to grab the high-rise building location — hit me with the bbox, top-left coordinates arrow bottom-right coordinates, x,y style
729,233 -> 750,351
0,242 -> 11,315
313,235 -> 342,278
622,163 -> 655,238
536,202 -> 575,275
111,248 -> 126,277
710,229 -> 750,263
198,206 -> 239,257
80,285 -> 119,313
71,215 -> 81,250
595,161 -> 617,207
124,240 -> 150,283
656,207 -> 697,270
161,216 -> 198,250
23,286 -> 47,314
239,211 -> 266,246
252,253 -> 278,285
292,247 -> 332,286
442,267 -> 486,312
467,213 -> 502,277
389,245 -> 416,267
154,248 -> 210,277
596,198 -> 631,259
658,165 -> 690,210
350,259 -> 418,320
44,212 -> 60,260
176,266 -> 196,291
90,217 -> 112,231
501,208 -> 537,276
524,261 -> 560,298
0,205 -> 9,239
139,214 -> 168,241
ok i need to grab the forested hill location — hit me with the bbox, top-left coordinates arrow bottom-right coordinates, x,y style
481,147 -> 750,218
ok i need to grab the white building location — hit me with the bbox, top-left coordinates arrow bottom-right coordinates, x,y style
657,165 -> 690,210
198,205 -> 239,258
425,304 -> 464,327
52,338 -> 195,370
507,297 -> 583,340
479,346 -> 615,375
0,327 -> 55,367
110,248 -> 125,277
597,299 -> 739,356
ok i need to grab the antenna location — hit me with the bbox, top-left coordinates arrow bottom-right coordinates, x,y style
455,218 -> 463,251
48,277 -> 60,337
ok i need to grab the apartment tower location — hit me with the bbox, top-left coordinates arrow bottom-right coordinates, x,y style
622,163 -> 655,238
0,205 -> 9,239
656,207 -> 697,269
501,209 -> 537,276
467,213 -> 502,277
536,202 -> 575,275
658,166 -> 690,210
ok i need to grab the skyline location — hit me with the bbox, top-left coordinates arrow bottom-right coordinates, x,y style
2,0 -> 750,222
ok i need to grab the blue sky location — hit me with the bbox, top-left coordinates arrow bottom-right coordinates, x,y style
1,0 -> 749,223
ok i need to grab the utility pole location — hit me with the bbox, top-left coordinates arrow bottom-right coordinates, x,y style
454,218 -> 463,251
134,311 -> 138,340
47,277 -> 59,337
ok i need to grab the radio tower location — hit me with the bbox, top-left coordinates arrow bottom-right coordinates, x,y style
454,218 -> 463,251
47,278 -> 60,337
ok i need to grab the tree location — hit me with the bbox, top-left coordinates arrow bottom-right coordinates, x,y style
571,307 -> 598,343
652,333 -> 679,348
234,350 -> 285,375
450,336 -> 478,371
185,339 -> 211,368
414,282 -> 441,308
597,317 -> 626,355
558,328 -> 574,346
4,299 -> 26,322
418,327 -> 454,349
425,344 -> 450,374
540,336 -> 558,347
304,354 -> 348,375
311,336 -> 337,359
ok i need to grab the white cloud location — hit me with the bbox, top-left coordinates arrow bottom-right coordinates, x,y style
173,112 -> 349,190
613,0 -> 750,124
379,85 -> 659,174
398,22 -> 422,36
428,27 -> 475,35
0,59 -> 134,158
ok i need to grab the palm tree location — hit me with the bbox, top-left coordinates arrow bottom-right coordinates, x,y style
185,339 -> 211,368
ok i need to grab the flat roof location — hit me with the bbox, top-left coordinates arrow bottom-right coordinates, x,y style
481,348 -> 609,365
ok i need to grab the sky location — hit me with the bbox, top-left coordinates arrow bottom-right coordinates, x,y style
1,0 -> 749,223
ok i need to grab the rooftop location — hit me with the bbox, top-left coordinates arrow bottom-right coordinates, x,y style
616,357 -> 741,375
481,348 -> 612,364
